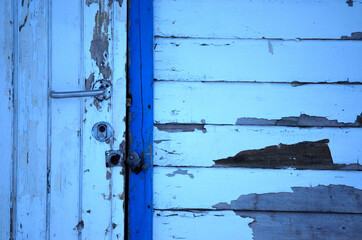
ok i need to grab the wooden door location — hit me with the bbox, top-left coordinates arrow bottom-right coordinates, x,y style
0,1 -> 127,239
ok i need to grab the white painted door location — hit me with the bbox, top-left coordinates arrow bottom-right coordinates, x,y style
0,1 -> 127,239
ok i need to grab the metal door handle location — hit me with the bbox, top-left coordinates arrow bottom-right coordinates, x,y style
50,79 -> 111,100
50,89 -> 106,99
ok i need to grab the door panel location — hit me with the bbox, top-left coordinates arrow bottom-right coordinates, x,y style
0,0 -> 127,239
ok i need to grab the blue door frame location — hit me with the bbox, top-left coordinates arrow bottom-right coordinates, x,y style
128,0 -> 153,239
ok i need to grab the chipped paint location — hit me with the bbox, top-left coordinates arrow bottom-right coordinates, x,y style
85,73 -> 95,90
341,32 -> 362,40
236,211 -> 362,239
106,171 -> 112,180
166,169 -> 194,179
346,0 -> 353,7
235,114 -> 361,127
156,124 -> 206,133
213,139 -> 361,170
89,0 -> 112,79
213,184 -> 362,213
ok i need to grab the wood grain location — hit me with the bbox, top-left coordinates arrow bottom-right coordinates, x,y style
154,39 -> 362,82
154,167 -> 362,212
155,0 -> 362,39
154,81 -> 362,124
154,210 -> 362,240
0,1 -> 13,239
154,125 -> 362,167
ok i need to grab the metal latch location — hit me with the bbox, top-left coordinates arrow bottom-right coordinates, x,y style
105,150 -> 122,167
126,151 -> 143,173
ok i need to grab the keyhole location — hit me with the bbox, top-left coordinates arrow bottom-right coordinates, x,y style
98,124 -> 106,133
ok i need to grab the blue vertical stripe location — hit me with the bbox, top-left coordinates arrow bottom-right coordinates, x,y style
128,0 -> 153,239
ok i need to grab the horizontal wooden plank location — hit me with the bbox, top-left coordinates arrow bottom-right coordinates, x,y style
155,0 -> 362,39
154,125 -> 362,168
153,167 -> 362,213
154,210 -> 362,240
154,82 -> 362,124
154,39 -> 362,82
154,211 -> 253,240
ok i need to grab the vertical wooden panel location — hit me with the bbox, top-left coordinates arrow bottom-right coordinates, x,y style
128,0 -> 154,239
82,1 -> 112,238
49,1 -> 81,239
15,0 -> 49,239
81,1 -> 127,239
111,1 -> 128,239
0,0 -> 13,239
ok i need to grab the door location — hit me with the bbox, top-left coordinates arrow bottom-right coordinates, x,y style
0,0 -> 127,239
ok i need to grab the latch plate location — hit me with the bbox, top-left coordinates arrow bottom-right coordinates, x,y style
105,150 -> 122,167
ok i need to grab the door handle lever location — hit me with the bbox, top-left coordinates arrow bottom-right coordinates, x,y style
50,79 -> 111,100
50,89 -> 106,99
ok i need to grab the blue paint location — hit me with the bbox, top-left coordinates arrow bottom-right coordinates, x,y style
128,0 -> 153,239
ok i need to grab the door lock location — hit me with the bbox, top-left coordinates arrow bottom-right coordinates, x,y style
92,121 -> 113,142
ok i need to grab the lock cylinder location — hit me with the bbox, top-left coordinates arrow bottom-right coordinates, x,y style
92,121 -> 113,142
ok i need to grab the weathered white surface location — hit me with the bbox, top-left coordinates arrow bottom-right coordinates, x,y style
154,211 -> 253,240
81,1 -> 126,239
1,0 -> 127,239
155,81 -> 362,124
155,0 -> 362,39
153,0 -> 362,239
153,167 -> 362,210
15,0 -> 49,239
154,126 -> 362,167
50,1 -> 81,239
154,39 -> 362,82
110,1 -> 128,239
0,0 -> 13,239
154,210 -> 362,240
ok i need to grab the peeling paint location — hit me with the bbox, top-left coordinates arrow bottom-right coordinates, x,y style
106,171 -> 112,180
74,220 -> 84,230
213,139 -> 360,170
235,114 -> 361,127
166,169 -> 194,179
85,73 -> 95,90
89,1 -> 112,80
236,211 -> 362,240
346,0 -> 354,7
213,184 -> 362,213
112,223 -> 117,229
156,124 -> 207,133
341,32 -> 362,40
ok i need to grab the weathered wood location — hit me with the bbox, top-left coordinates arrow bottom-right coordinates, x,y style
154,0 -> 362,39
110,1 -> 127,239
154,39 -> 362,82
0,1 -> 13,239
154,211 -> 253,240
49,2 -> 82,239
154,210 -> 362,240
154,167 -> 362,213
82,1 -> 126,239
16,0 -> 49,238
154,81 -> 362,124
154,126 -> 362,168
